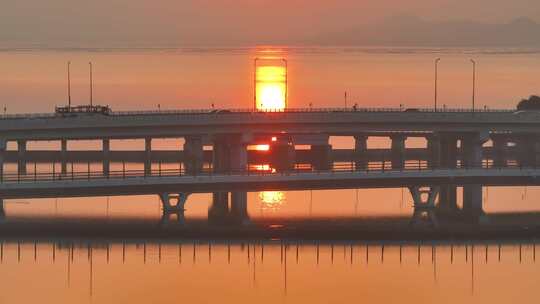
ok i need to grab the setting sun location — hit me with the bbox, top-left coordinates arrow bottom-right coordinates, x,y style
255,61 -> 287,111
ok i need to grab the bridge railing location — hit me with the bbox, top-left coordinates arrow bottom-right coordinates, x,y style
0,107 -> 515,120
0,160 -> 532,184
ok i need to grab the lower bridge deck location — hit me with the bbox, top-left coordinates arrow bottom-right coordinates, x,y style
1,166 -> 540,199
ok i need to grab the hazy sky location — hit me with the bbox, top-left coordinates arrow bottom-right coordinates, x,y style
1,0 -> 539,46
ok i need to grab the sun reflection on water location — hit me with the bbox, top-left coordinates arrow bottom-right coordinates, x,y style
259,191 -> 285,211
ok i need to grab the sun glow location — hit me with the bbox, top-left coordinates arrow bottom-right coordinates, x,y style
259,191 -> 285,211
248,144 -> 270,151
255,62 -> 287,111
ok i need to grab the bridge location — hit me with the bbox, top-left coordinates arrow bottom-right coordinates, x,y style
2,107 -> 540,223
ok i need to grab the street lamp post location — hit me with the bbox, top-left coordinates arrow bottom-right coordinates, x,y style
434,58 -> 441,112
89,62 -> 93,106
470,59 -> 476,114
67,61 -> 71,108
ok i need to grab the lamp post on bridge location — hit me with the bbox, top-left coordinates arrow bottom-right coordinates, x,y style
434,58 -> 441,112
470,59 -> 476,114
89,62 -> 93,106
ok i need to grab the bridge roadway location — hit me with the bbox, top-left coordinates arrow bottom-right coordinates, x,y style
0,107 -> 539,140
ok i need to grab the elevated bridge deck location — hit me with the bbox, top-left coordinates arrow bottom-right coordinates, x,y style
0,107 -> 536,140
1,165 -> 539,200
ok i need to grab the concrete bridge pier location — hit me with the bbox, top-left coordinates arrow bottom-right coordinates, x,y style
463,185 -> 483,219
270,139 -> 295,171
354,135 -> 368,170
17,139 -> 27,175
144,138 -> 152,175
230,191 -> 249,224
391,135 -> 406,169
517,135 -> 539,167
184,136 -> 204,175
212,138 -> 230,173
438,185 -> 458,213
462,132 -> 487,168
427,135 -> 440,168
209,192 -> 230,223
492,137 -> 508,168
103,139 -> 110,175
436,134 -> 458,214
461,132 -> 487,220
409,186 -> 440,227
229,143 -> 248,172
0,139 -> 5,179
159,192 -> 190,214
61,139 -> 68,175
439,135 -> 458,169
212,133 -> 250,172
211,139 -> 231,217
311,144 -> 332,171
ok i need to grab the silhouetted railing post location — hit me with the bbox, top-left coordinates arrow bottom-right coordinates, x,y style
34,162 -> 37,181
122,161 -> 126,179
52,162 -> 55,181
87,161 -> 90,180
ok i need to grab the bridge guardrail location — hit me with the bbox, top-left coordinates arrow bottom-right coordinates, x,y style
0,107 -> 514,120
0,161 -> 532,185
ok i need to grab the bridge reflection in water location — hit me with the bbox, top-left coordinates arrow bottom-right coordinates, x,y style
0,239 -> 538,303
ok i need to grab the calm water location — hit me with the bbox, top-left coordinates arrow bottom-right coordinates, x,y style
1,240 -> 539,304
1,47 -> 540,303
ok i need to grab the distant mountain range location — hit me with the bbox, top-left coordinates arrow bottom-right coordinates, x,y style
1,15 -> 539,48
314,16 -> 540,47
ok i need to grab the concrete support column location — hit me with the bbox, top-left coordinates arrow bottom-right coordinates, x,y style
159,192 -> 190,214
439,135 -> 458,169
209,192 -> 230,223
270,136 -> 295,171
492,137 -> 507,168
231,191 -> 249,224
461,132 -> 487,219
463,184 -> 483,217
144,138 -> 152,175
390,135 -> 406,169
426,135 -> 440,168
211,134 -> 250,223
61,139 -> 68,174
438,134 -> 458,211
184,136 -> 204,175
229,143 -> 248,172
0,139 -> 6,180
438,185 -> 457,212
102,139 -> 110,175
462,133 -> 485,168
354,135 -> 368,170
212,141 -> 230,173
311,144 -> 332,171
517,135 -> 537,167
409,186 -> 440,227
17,139 -> 27,175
